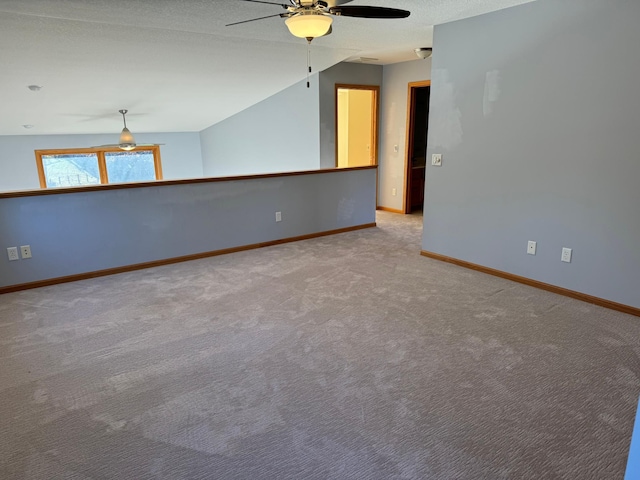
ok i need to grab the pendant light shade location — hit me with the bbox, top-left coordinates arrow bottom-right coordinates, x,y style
285,13 -> 332,39
119,127 -> 136,151
118,109 -> 136,150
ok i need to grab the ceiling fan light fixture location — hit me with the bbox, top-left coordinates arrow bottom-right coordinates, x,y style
119,127 -> 136,150
285,13 -> 333,39
118,109 -> 136,150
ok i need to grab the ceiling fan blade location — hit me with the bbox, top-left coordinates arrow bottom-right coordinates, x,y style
226,13 -> 287,27
90,144 -> 164,149
325,0 -> 353,6
328,6 -> 410,19
240,0 -> 290,7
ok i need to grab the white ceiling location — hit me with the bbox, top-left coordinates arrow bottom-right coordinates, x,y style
0,0 -> 534,136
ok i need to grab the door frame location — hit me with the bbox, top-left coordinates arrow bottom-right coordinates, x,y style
334,84 -> 380,168
403,80 -> 431,214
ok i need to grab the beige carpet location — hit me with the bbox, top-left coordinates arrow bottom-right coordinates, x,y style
0,211 -> 638,479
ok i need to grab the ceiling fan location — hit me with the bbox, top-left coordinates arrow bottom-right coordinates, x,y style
227,0 -> 411,42
228,1 -> 410,87
92,109 -> 162,151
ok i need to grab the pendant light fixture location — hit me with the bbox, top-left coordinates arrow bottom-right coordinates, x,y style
118,109 -> 136,151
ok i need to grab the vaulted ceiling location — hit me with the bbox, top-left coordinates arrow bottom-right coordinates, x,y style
0,0 -> 534,136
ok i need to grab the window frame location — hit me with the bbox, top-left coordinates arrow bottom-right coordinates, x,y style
35,145 -> 163,189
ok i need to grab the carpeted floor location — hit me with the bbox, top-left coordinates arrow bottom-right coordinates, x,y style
0,211 -> 638,479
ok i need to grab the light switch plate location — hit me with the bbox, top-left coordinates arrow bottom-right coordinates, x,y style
527,241 -> 537,255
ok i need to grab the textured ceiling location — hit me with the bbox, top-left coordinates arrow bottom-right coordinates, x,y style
0,0 -> 535,136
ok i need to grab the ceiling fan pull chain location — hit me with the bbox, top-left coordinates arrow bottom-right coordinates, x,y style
306,38 -> 312,88
307,37 -> 313,88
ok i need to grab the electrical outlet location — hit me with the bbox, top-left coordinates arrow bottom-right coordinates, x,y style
7,247 -> 19,261
561,247 -> 572,263
275,211 -> 282,222
20,245 -> 32,259
527,241 -> 537,255
392,188 -> 397,196
432,154 -> 442,166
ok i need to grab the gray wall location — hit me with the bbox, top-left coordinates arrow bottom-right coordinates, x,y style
379,59 -> 431,211
0,168 -> 376,288
200,78 -> 321,177
318,63 -> 383,169
199,62 -> 383,175
423,0 -> 640,308
0,132 -> 203,192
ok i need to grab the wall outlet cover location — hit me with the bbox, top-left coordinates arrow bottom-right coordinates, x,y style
275,211 -> 282,222
432,154 -> 442,166
7,247 -> 19,261
20,245 -> 32,259
561,247 -> 572,263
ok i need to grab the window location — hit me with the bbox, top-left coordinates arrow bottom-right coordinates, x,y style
35,146 -> 163,188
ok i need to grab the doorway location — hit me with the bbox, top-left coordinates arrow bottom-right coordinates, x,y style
335,84 -> 379,168
403,81 -> 431,214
